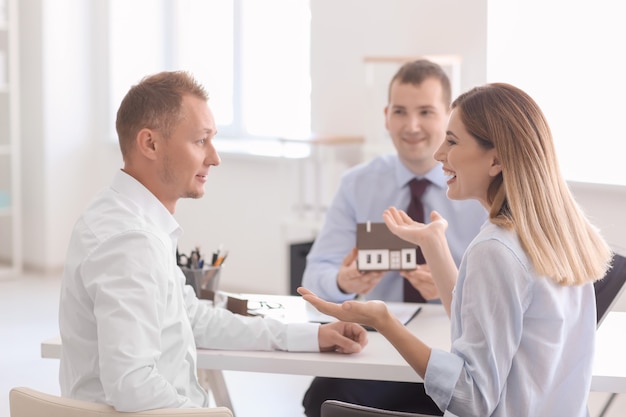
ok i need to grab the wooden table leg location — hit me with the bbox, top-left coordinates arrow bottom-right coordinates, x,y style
197,368 -> 235,414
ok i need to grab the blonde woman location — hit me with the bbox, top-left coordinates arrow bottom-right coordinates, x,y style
299,83 -> 612,416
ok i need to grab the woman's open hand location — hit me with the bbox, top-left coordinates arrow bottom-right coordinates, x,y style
383,207 -> 448,247
297,287 -> 393,331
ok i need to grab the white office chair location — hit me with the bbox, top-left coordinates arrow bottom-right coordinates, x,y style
321,400 -> 439,417
9,387 -> 234,417
594,253 -> 626,326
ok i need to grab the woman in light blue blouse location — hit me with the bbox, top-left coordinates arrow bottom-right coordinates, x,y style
299,83 -> 613,416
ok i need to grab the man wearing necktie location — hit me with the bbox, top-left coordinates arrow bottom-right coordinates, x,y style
403,177 -> 431,302
302,60 -> 487,416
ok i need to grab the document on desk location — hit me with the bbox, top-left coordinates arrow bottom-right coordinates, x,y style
305,301 -> 422,329
239,293 -> 422,329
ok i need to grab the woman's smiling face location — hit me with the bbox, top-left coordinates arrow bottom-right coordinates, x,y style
435,109 -> 501,209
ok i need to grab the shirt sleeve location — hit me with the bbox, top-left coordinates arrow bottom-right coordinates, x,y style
424,238 -> 532,416
82,231 -> 190,411
183,284 -> 321,352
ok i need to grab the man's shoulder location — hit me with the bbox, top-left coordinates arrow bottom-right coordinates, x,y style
342,154 -> 397,181
79,189 -> 151,237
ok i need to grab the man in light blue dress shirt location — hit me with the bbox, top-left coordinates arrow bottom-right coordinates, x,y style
301,60 -> 487,416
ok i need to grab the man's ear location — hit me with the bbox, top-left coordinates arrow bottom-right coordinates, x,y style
383,105 -> 390,131
489,154 -> 503,177
136,128 -> 158,160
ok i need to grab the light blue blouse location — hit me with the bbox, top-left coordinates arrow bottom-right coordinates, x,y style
426,222 -> 596,416
302,153 -> 487,302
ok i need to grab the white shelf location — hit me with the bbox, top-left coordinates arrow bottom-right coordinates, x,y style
0,0 -> 21,275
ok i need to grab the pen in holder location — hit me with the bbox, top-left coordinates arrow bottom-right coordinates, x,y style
181,266 -> 222,301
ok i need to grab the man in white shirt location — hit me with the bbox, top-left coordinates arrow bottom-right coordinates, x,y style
58,71 -> 367,412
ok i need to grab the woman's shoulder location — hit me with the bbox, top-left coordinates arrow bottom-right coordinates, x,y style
468,223 -> 531,271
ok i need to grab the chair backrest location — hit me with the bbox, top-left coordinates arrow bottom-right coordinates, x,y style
594,253 -> 626,327
9,387 -> 234,417
321,400 -> 438,417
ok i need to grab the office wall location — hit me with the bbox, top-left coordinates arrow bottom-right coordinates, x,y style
16,0 -> 488,295
18,0 -> 112,270
15,0 -> 626,297
487,0 -> 626,186
19,0 -> 85,269
569,181 -> 626,311
176,0 -> 489,293
309,0 -> 487,136
568,182 -> 626,257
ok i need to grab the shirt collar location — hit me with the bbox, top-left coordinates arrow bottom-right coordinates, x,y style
394,158 -> 448,190
111,169 -> 183,239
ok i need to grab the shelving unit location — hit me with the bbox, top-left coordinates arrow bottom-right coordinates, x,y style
0,0 -> 22,276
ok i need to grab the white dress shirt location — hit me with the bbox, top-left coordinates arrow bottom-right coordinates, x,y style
59,170 -> 320,411
425,222 -> 596,417
302,154 -> 487,302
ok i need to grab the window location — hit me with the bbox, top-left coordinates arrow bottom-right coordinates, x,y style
109,0 -> 311,141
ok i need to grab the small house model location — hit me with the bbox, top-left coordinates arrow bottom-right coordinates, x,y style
356,221 -> 418,271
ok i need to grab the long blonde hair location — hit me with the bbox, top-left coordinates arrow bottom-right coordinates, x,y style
452,83 -> 612,285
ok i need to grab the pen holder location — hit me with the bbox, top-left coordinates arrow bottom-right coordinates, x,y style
181,266 -> 222,301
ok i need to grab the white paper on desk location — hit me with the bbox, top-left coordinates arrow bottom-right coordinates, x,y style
305,302 -> 421,326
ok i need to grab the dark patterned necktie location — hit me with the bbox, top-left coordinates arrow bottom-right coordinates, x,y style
403,178 -> 430,302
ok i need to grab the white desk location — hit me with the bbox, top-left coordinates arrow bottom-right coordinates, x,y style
194,300 -> 449,384
41,297 -> 626,411
195,307 -> 626,391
